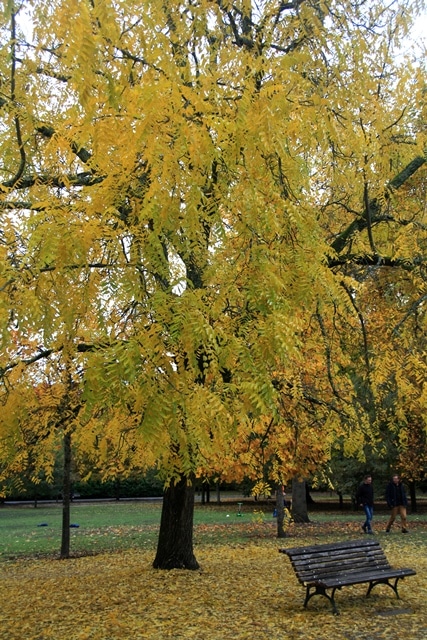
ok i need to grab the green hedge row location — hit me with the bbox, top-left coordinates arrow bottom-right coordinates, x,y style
3,469 -> 164,501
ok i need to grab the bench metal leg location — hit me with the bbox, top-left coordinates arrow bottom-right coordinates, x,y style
304,585 -> 341,615
366,577 -> 403,599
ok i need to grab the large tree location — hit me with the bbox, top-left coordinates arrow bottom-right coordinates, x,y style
1,0 -> 426,567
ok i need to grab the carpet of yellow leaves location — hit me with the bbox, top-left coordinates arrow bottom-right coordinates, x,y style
1,522 -> 427,640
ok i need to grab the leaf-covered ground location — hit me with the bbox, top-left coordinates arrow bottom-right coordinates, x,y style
1,519 -> 427,640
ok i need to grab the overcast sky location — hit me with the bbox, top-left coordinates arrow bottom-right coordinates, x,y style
410,9 -> 427,46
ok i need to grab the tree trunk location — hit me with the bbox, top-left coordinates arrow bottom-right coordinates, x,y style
153,475 -> 199,570
291,478 -> 310,523
409,481 -> 417,513
201,481 -> 210,504
60,431 -> 72,559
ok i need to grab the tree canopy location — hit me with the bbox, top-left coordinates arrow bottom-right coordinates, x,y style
0,0 -> 426,565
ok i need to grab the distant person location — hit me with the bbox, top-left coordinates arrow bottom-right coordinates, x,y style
356,474 -> 374,534
385,474 -> 408,533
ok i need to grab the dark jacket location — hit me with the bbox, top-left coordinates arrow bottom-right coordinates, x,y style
386,481 -> 407,508
357,482 -> 374,507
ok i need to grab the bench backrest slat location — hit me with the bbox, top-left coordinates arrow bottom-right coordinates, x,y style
283,538 -> 380,556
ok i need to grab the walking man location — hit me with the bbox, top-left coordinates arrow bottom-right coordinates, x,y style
357,474 -> 374,534
385,474 -> 408,533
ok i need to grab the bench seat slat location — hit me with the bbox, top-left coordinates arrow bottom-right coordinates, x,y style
292,558 -> 390,575
308,567 -> 416,588
294,564 -> 390,576
295,565 -> 390,581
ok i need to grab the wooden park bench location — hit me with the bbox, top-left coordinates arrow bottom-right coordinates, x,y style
279,538 -> 416,614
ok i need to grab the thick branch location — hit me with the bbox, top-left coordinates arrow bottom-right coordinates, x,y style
36,126 -> 92,164
4,11 -> 26,189
341,280 -> 371,379
315,306 -> 348,404
3,171 -> 104,191
0,341 -> 117,378
328,254 -> 425,269
388,156 -> 426,191
330,155 -> 426,256
0,348 -> 55,377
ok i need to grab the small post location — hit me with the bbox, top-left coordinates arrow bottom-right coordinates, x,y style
237,502 -> 243,517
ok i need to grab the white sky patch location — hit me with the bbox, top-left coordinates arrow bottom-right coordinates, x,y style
411,9 -> 427,42
409,15 -> 427,59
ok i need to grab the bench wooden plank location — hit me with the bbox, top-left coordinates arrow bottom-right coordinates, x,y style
279,538 -> 416,614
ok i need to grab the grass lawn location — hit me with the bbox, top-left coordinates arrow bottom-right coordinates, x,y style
0,501 -> 163,558
0,499 -> 272,557
1,501 -> 427,639
2,499 -> 427,558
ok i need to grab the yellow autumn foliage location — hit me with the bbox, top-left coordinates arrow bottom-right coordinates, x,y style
0,0 -> 427,510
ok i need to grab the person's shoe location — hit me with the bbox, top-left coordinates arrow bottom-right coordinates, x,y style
385,528 -> 391,533
362,524 -> 367,533
402,529 -> 409,533
367,530 -> 374,534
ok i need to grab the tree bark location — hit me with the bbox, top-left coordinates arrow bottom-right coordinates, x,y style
291,478 -> 310,523
408,481 -> 417,513
153,475 -> 199,570
60,431 -> 72,559
201,481 -> 210,504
